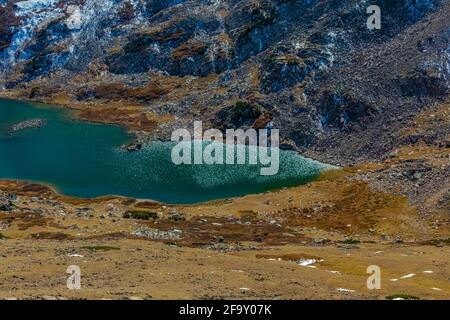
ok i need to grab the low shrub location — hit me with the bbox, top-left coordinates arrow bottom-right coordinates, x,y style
82,246 -> 120,252
123,210 -> 158,220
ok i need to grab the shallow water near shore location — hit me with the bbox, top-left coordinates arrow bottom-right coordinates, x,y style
0,99 -> 334,204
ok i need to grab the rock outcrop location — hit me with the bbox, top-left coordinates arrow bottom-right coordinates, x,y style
7,119 -> 47,134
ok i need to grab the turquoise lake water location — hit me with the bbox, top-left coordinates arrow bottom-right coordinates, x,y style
0,99 -> 332,204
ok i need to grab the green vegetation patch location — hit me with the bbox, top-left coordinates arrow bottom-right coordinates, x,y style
423,238 -> 450,246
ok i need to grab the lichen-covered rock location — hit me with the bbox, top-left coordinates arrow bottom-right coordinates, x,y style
8,119 -> 47,134
0,192 -> 16,212
318,90 -> 379,130
213,100 -> 264,130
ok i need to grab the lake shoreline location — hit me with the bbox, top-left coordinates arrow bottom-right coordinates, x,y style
0,164 -> 342,207
0,93 -> 169,142
0,98 -> 336,204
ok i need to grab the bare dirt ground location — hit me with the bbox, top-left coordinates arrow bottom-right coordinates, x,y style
0,158 -> 448,300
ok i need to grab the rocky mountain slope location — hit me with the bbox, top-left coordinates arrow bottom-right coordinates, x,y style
0,0 -> 449,211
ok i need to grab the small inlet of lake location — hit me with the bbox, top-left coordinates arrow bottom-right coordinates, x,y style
0,99 -> 334,204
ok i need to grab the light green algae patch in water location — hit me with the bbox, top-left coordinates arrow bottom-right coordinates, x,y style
0,99 -> 335,204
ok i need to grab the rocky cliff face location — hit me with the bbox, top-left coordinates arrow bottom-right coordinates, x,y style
0,0 -> 449,163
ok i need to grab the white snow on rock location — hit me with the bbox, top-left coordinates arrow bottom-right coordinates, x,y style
298,258 -> 324,267
299,259 -> 318,267
4,0 -> 63,68
336,288 -> 355,293
14,0 -> 59,13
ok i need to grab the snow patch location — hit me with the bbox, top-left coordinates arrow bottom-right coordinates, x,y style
336,288 -> 355,293
15,0 -> 59,14
298,259 -> 317,267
